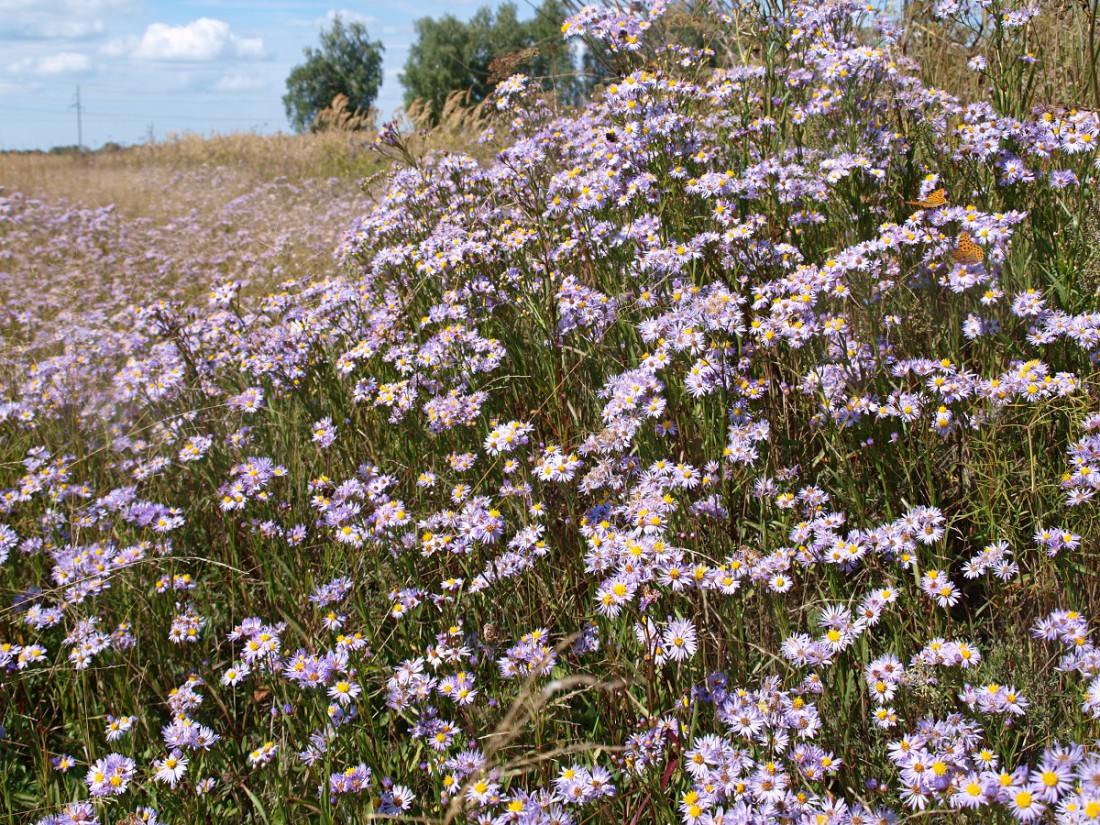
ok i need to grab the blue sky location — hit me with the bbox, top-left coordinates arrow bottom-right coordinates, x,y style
0,0 -> 531,150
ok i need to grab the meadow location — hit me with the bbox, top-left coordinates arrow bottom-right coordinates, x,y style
2,0 -> 1100,823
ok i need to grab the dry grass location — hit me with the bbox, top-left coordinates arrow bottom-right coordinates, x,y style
900,0 -> 1100,111
0,131 -> 383,222
0,91 -> 500,223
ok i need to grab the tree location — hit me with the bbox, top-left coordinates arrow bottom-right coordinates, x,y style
524,0 -> 600,106
283,16 -> 384,133
399,1 -> 581,124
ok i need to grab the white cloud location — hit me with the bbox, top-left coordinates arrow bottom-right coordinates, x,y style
38,52 -> 91,74
0,0 -> 135,40
5,19 -> 105,39
99,35 -> 137,58
0,79 -> 29,95
0,0 -> 130,9
212,73 -> 266,93
8,51 -> 91,75
320,10 -> 379,28
133,18 -> 265,62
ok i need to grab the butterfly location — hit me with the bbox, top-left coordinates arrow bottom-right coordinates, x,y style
482,623 -> 501,644
952,231 -> 985,264
907,188 -> 947,209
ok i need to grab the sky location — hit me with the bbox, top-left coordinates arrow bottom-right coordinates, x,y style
0,0 -> 531,150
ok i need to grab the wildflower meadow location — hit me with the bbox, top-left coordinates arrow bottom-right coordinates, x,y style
3,0 -> 1100,823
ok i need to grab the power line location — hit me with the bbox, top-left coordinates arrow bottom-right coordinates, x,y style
71,85 -> 83,150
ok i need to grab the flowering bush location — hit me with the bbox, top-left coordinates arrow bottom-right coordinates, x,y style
3,0 -> 1100,823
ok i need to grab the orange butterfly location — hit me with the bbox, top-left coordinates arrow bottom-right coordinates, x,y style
952,231 -> 984,264
907,188 -> 947,209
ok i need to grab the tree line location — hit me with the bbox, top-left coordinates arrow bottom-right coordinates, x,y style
283,2 -> 609,131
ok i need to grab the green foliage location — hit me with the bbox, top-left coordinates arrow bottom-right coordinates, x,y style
283,16 -> 384,133
399,1 -> 586,123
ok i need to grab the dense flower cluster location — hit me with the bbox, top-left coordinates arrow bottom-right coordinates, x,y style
2,0 -> 1099,822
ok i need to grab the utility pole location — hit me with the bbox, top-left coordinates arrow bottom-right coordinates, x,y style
72,85 -> 83,151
